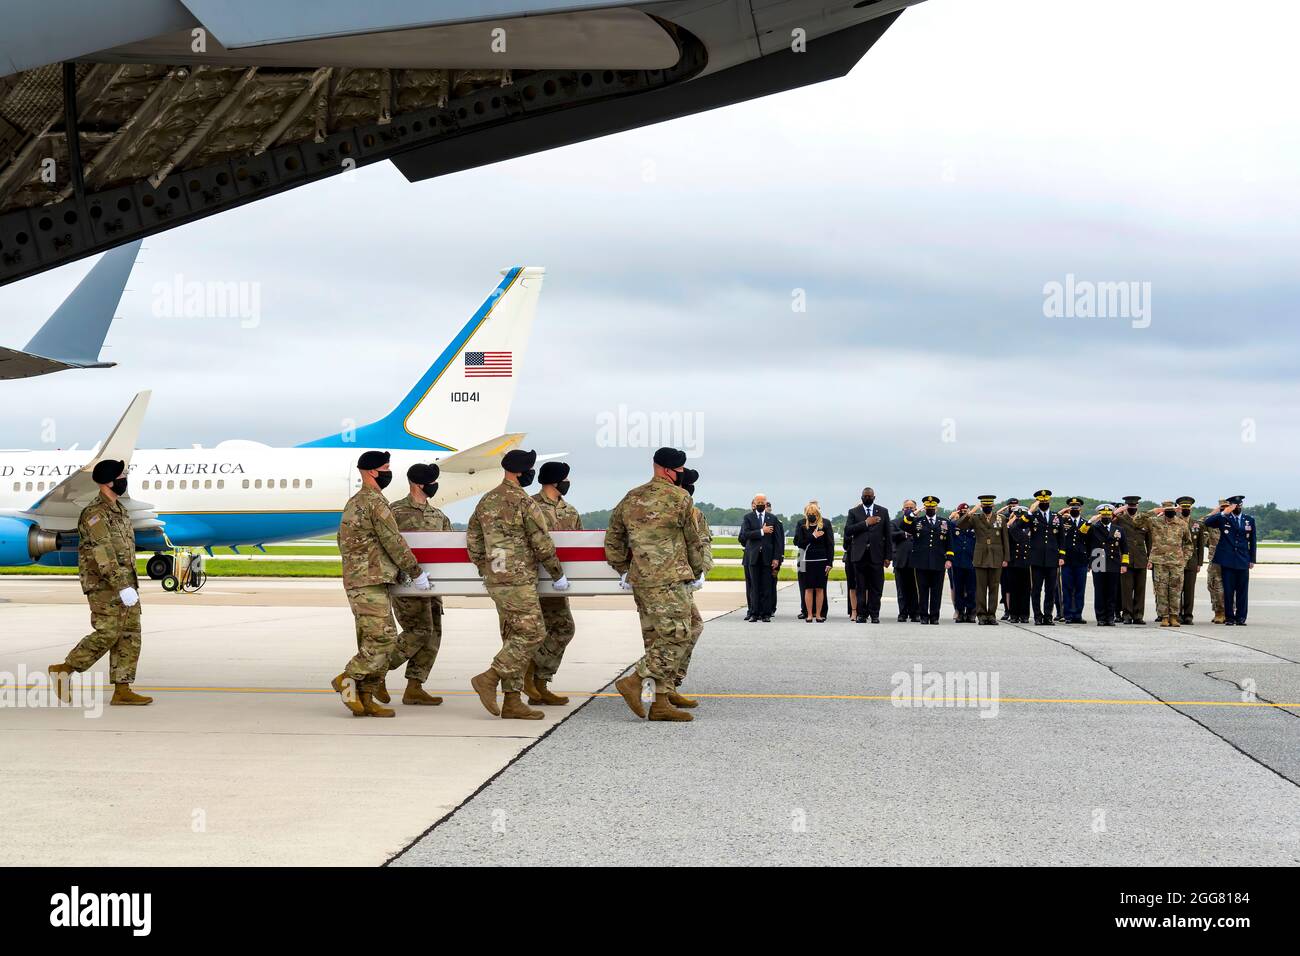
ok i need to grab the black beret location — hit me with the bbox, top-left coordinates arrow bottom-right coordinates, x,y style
407,463 -> 436,485
357,450 -> 390,470
501,448 -> 537,473
538,461 -> 570,485
653,447 -> 687,469
91,459 -> 125,484
679,467 -> 699,495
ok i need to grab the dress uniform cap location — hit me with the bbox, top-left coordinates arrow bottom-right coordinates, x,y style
1175,496 -> 1195,506
1034,489 -> 1052,500
1226,495 -> 1245,505
922,495 -> 940,506
1067,496 -> 1083,507
91,459 -> 126,484
1122,495 -> 1142,504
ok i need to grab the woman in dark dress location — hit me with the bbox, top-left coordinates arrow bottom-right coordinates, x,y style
794,502 -> 835,622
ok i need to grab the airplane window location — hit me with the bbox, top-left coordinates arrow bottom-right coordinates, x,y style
292,479 -> 300,489
255,479 -> 262,489
204,480 -> 211,489
25,482 -> 32,491
167,480 -> 174,490
280,479 -> 287,489
242,479 -> 249,489
12,483 -> 18,492
218,480 -> 224,490
305,479 -> 312,489
180,480 -> 187,490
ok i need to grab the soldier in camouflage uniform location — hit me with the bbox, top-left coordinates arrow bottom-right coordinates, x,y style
523,460 -> 582,707
387,463 -> 451,706
331,451 -> 430,718
1148,500 -> 1193,627
467,449 -> 570,720
1115,495 -> 1154,624
605,447 -> 707,722
49,459 -> 151,706
1176,496 -> 1204,624
672,468 -> 711,707
1205,498 -> 1227,623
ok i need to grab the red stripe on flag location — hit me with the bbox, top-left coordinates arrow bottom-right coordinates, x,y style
412,546 -> 608,563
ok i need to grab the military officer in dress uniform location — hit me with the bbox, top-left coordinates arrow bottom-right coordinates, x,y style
1177,496 -> 1204,625
1081,504 -> 1129,625
1004,503 -> 1034,623
523,460 -> 583,707
900,496 -> 953,625
1115,495 -> 1153,624
1204,495 -> 1257,626
1204,498 -> 1228,623
49,459 -> 152,707
957,495 -> 1009,625
1058,497 -> 1090,624
1026,490 -> 1065,626
948,503 -> 977,623
999,497 -> 1021,620
891,500 -> 920,622
386,463 -> 451,706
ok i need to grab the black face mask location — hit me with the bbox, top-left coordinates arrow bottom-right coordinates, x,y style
111,477 -> 128,496
1038,503 -> 1049,511
1180,508 -> 1191,518
375,471 -> 393,490
924,508 -> 936,517
1127,506 -> 1138,514
421,482 -> 438,498
1163,509 -> 1176,518
862,496 -> 874,507
518,469 -> 535,488
1101,517 -> 1111,525
982,505 -> 993,514
556,480 -> 570,496
1070,508 -> 1080,517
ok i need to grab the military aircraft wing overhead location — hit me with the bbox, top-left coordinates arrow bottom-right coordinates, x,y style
0,238 -> 141,380
0,0 -> 920,286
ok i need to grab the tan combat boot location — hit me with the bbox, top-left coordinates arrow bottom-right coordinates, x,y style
521,662 -> 543,702
529,678 -> 570,706
1213,612 -> 1226,624
48,663 -> 75,703
470,668 -> 501,716
613,673 -> 646,718
331,672 -> 365,716
1159,617 -> 1170,627
649,693 -> 693,722
360,691 -> 394,718
1169,617 -> 1180,628
402,679 -> 442,705
500,691 -> 544,720
370,681 -> 391,704
667,690 -> 698,709
110,684 -> 153,705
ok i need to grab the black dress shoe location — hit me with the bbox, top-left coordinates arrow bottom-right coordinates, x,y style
897,613 -> 908,622
871,616 -> 880,624
1042,619 -> 1054,626
761,616 -> 771,622
909,616 -> 920,623
1236,620 -> 1247,626
855,616 -> 867,624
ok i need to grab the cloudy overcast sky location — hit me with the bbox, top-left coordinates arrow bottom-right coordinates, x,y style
2,0 -> 1297,519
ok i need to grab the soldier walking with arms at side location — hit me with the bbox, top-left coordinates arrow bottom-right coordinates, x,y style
605,447 -> 706,722
387,463 -> 451,705
332,451 -> 431,717
524,460 -> 582,706
467,449 -> 570,719
49,459 -> 151,706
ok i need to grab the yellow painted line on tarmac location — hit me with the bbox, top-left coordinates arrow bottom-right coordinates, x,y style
11,685 -> 1300,708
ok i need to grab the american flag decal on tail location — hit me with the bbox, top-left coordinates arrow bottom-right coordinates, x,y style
464,351 -> 512,377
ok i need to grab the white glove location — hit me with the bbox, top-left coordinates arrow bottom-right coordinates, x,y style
412,571 -> 431,591
119,586 -> 139,608
552,574 -> 571,592
618,573 -> 633,591
691,573 -> 706,591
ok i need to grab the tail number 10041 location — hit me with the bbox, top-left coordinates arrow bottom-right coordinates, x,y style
450,392 -> 481,402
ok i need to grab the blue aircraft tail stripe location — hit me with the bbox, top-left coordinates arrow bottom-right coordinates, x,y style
297,267 -> 522,450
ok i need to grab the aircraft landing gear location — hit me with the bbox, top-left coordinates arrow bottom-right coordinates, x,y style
146,553 -> 174,580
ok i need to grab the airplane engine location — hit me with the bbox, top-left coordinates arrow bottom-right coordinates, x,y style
0,516 -> 60,566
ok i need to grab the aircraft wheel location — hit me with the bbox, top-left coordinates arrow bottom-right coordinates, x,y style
161,574 -> 179,592
146,554 -> 173,580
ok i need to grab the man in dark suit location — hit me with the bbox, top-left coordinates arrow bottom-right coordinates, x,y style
764,501 -> 785,618
843,486 -> 893,623
1027,489 -> 1065,626
738,494 -> 781,622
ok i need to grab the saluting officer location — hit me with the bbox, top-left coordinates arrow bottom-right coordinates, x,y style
387,463 -> 451,706
466,449 -> 570,719
525,460 -> 582,707
1204,498 -> 1228,623
49,459 -> 151,707
332,451 -> 431,718
1081,504 -> 1129,626
1058,497 -> 1090,624
901,496 -> 953,625
957,495 -> 1009,625
1115,495 -> 1153,624
948,503 -> 977,623
1004,503 -> 1033,623
1026,490 -> 1065,626
1204,495 -> 1256,626
1176,496 -> 1204,625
